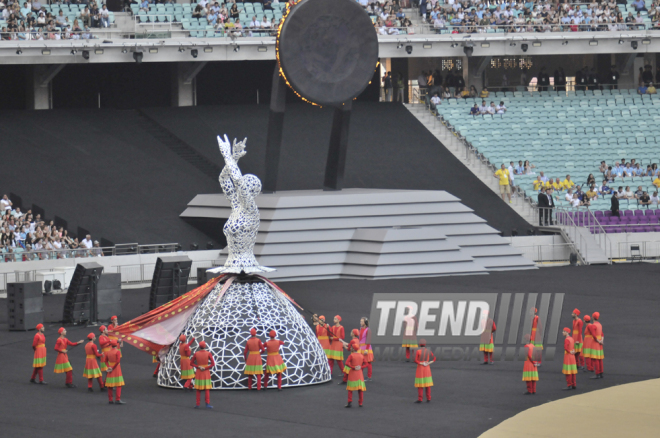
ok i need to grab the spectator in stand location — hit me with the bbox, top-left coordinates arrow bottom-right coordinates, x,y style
599,180 -> 612,196
623,186 -> 635,200
651,191 -> 660,205
612,162 -> 624,178
82,234 -> 93,249
598,161 -> 607,173
539,171 -> 548,184
92,241 -> 104,257
586,185 -> 598,201
469,103 -> 479,116
430,93 -> 441,114
533,176 -> 544,191
496,101 -> 507,115
647,83 -> 657,94
1,195 -> 12,211
653,174 -> 660,188
479,87 -> 489,98
615,186 -> 626,200
638,191 -> 651,207
478,100 -> 488,115
564,188 -> 574,203
586,174 -> 596,187
638,82 -> 648,95
468,86 -> 478,98
523,160 -> 536,175
562,175 -> 575,190
574,185 -> 585,201
515,160 -> 524,175
486,102 -> 496,116
634,185 -> 644,200
494,164 -> 512,203
552,177 -> 564,192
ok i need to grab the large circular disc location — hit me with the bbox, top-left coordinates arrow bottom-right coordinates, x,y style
277,0 -> 379,107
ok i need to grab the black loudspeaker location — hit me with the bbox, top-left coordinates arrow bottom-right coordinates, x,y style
63,262 -> 104,324
196,267 -> 224,287
97,273 -> 121,321
7,281 -> 43,331
149,256 -> 192,310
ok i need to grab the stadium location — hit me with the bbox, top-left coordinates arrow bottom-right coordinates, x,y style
1,0 -> 659,437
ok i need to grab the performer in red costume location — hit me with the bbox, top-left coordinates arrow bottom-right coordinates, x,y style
522,334 -> 538,395
583,315 -> 594,372
98,325 -> 111,376
179,334 -> 196,390
572,309 -> 584,370
479,312 -> 496,365
54,327 -> 83,388
107,316 -> 123,352
402,307 -> 418,362
414,339 -> 435,403
588,312 -> 604,379
264,330 -> 286,391
344,343 -> 366,408
340,329 -> 360,385
83,333 -> 104,392
529,307 -> 543,365
30,323 -> 48,385
314,315 -> 332,367
152,355 -> 161,378
105,340 -> 125,404
359,317 -> 374,381
244,328 -> 265,390
191,341 -> 215,408
328,315 -> 345,375
562,328 -> 577,390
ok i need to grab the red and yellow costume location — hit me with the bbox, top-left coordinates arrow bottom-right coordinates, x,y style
104,340 -> 125,403
588,312 -> 604,378
530,308 -> 543,366
316,316 -> 332,364
264,330 -> 286,390
359,325 -> 373,379
98,325 -> 111,373
54,328 -> 78,386
83,333 -> 104,390
30,324 -> 47,383
342,331 -> 360,383
522,341 -> 538,394
414,344 -> 435,402
583,315 -> 594,371
479,318 -> 496,364
345,344 -> 366,407
179,335 -> 195,389
328,316 -> 345,374
402,314 -> 418,361
562,328 -> 577,389
244,328 -> 265,390
191,341 -> 215,408
572,309 -> 584,368
108,316 -> 119,345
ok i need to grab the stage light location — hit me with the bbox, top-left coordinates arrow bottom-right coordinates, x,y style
521,43 -> 528,52
175,244 -> 182,251
526,229 -> 535,235
562,40 -> 569,46
190,243 -> 198,251
149,48 -> 158,54
71,48 -> 78,55
589,39 -> 598,46
405,45 -> 413,54
642,38 -> 651,45
257,46 -> 267,52
450,42 -> 459,48
16,48 -> 22,55
396,42 -> 403,49
509,41 -> 516,47
618,39 -> 624,45
481,42 -> 490,48
233,45 -> 240,52
42,49 -> 51,55
122,46 -> 128,53
423,43 -> 432,49
206,241 -> 214,250
532,41 -> 541,47
205,46 -> 214,53
463,46 -> 473,57
191,48 -> 198,58
82,50 -> 89,60
178,46 -> 185,52
94,49 -> 104,55
133,51 -> 143,63
631,41 -> 638,50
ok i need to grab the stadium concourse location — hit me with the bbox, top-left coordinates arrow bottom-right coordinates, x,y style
1,263 -> 658,437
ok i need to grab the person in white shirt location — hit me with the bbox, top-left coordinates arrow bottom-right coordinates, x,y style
486,102 -> 496,115
478,100 -> 488,114
82,235 -> 94,249
496,101 -> 507,114
565,189 -> 574,203
199,0 -> 209,7
430,93 -> 441,107
571,194 -> 582,207
249,16 -> 260,28
651,191 -> 660,205
1,195 -> 12,211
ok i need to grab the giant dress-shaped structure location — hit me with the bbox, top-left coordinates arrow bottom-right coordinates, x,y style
156,135 -> 331,389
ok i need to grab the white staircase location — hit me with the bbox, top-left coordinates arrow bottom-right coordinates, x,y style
561,227 -> 609,265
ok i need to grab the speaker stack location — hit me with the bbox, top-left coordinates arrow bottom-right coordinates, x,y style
97,273 -> 121,321
63,262 -> 103,324
7,281 -> 43,331
149,256 -> 192,310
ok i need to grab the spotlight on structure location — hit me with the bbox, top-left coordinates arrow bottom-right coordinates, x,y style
618,39 -> 624,45
82,50 -> 89,60
396,42 -> 403,49
191,48 -> 198,58
405,45 -> 413,54
631,41 -> 638,50
122,46 -> 128,53
190,243 -> 198,251
42,49 -> 51,55
178,46 -> 185,52
589,39 -> 598,46
94,49 -> 104,55
233,45 -> 240,52
450,42 -> 459,48
71,48 -> 78,55
133,51 -> 143,63
149,48 -> 158,54
205,46 -> 214,53
509,41 -> 516,47
527,229 -> 535,236
481,42 -> 490,48
16,48 -> 22,55
463,46 -> 473,57
562,40 -> 569,46
532,41 -> 541,47
642,38 -> 651,45
521,43 -> 528,52
206,241 -> 214,250
423,43 -> 432,49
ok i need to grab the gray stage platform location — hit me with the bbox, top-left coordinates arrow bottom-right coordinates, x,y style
181,189 -> 535,281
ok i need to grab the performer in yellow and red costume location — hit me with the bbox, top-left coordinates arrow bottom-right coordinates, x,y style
83,333 -> 104,392
244,328 -> 265,390
264,330 -> 286,391
328,315 -> 345,375
54,327 -> 83,388
98,325 -> 111,376
105,339 -> 125,404
315,315 -> 332,367
30,323 -> 47,384
191,341 -> 215,408
414,339 -> 435,403
344,343 -> 366,408
572,309 -> 584,369
359,317 -> 373,381
179,334 -> 196,390
583,315 -> 594,372
340,329 -> 360,384
402,307 -> 418,362
522,334 -> 538,395
588,312 -> 604,379
479,313 -> 496,365
562,328 -> 577,390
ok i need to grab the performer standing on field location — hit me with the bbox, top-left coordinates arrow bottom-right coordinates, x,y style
340,329 -> 360,385
583,315 -> 594,372
588,312 -> 604,379
572,309 -> 584,369
522,334 -> 538,395
179,335 -> 196,390
54,327 -> 83,388
529,308 -> 543,366
244,328 -> 265,390
562,328 -> 577,390
344,343 -> 366,408
105,340 -> 125,404
359,317 -> 374,381
328,315 -> 345,375
98,325 -> 111,376
264,330 -> 286,391
191,341 -> 215,408
414,339 -> 435,403
83,333 -> 104,392
479,311 -> 496,365
30,324 -> 47,385
314,315 -> 332,366
108,316 -> 123,351
402,307 -> 418,362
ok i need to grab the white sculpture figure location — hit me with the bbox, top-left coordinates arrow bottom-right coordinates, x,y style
209,135 -> 274,274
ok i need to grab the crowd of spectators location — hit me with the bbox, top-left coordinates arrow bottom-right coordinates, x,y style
0,1 -> 110,41
0,194 -> 103,262
419,0 -> 660,34
180,0 -> 285,36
